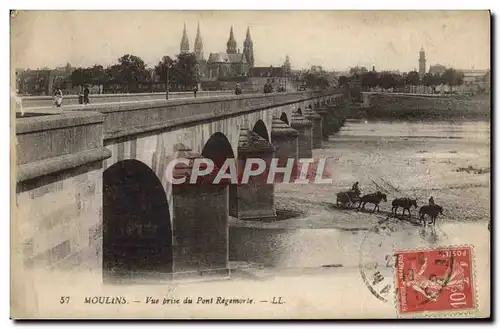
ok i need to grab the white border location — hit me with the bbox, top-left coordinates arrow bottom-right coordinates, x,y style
3,1 -> 498,328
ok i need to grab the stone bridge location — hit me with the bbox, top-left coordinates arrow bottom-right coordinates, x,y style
15,90 -> 349,283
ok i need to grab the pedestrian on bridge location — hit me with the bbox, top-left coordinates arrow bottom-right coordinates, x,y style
235,83 -> 242,95
53,88 -> 63,108
193,85 -> 198,98
78,85 -> 84,104
83,85 -> 90,105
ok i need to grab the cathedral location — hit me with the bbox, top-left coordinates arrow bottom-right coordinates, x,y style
179,24 -> 254,79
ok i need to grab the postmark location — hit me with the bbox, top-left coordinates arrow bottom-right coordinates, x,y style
395,246 -> 476,316
358,218 -> 399,304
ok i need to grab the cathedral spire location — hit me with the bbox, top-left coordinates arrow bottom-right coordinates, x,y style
180,22 -> 190,54
194,22 -> 204,61
226,26 -> 237,54
245,27 -> 252,44
243,26 -> 254,67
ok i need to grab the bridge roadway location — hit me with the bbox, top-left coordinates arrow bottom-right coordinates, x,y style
15,90 -> 235,110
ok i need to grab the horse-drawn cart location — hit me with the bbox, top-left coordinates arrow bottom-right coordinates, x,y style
336,191 -> 361,209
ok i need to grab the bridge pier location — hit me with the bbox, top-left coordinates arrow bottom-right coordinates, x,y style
290,111 -> 313,159
303,107 -> 323,149
270,118 -> 299,183
171,144 -> 229,279
314,107 -> 331,140
329,104 -> 345,133
235,129 -> 276,221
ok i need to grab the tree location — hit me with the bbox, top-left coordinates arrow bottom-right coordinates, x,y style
394,73 -> 405,89
303,70 -> 330,90
173,53 -> 199,90
378,72 -> 403,90
89,65 -> 106,85
422,73 -> 436,87
317,76 -> 329,89
441,68 -> 464,91
115,54 -> 149,92
105,64 -> 120,84
361,71 -> 379,89
349,66 -> 368,76
405,71 -> 420,86
154,56 -> 176,89
338,76 -> 348,88
70,67 -> 93,87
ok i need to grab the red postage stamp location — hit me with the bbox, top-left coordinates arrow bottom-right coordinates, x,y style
395,246 -> 476,315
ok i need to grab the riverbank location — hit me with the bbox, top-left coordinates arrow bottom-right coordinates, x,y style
360,93 -> 491,120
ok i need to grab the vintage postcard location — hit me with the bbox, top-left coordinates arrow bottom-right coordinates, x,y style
11,10 -> 491,319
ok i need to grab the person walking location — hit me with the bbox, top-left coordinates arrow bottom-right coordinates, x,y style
193,85 -> 198,98
235,83 -> 242,95
53,88 -> 63,108
83,85 -> 90,105
78,85 -> 84,104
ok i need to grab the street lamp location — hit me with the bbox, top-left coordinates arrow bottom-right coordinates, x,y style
165,65 -> 170,100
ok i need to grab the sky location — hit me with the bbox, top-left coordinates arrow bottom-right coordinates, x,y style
11,10 -> 491,72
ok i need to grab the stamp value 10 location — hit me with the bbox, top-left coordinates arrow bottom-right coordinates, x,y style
395,246 -> 476,315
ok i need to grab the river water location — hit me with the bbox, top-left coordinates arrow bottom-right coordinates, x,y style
229,118 -> 491,277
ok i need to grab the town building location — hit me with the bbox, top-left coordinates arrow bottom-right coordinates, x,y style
16,64 -> 73,95
247,56 -> 296,91
205,26 -> 251,79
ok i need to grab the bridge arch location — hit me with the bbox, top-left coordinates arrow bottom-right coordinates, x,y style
280,112 -> 289,125
252,119 -> 270,142
201,132 -> 238,217
201,132 -> 236,169
102,159 -> 172,282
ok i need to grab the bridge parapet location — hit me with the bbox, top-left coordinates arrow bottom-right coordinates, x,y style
55,90 -> 338,141
16,112 -> 112,183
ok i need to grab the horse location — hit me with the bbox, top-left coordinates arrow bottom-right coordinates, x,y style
336,190 -> 361,209
419,205 -> 443,227
358,191 -> 387,213
391,197 -> 418,219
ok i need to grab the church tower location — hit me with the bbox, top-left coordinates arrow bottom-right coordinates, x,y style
283,55 -> 291,74
194,22 -> 204,61
226,26 -> 237,54
419,46 -> 426,76
180,23 -> 190,54
243,27 -> 254,67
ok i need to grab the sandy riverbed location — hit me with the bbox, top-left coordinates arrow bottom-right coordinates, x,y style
229,119 -> 490,269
